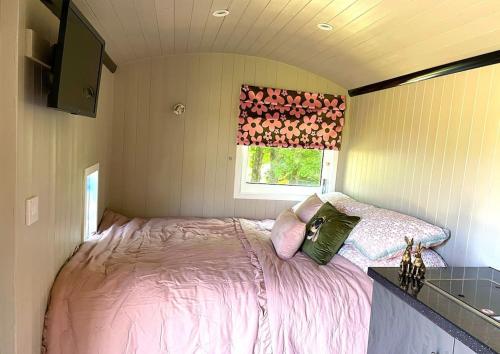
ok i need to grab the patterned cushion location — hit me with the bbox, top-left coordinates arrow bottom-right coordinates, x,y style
329,198 -> 375,216
338,244 -> 447,272
294,192 -> 375,217
301,203 -> 360,265
344,208 -> 450,260
271,209 -> 306,260
318,192 -> 351,204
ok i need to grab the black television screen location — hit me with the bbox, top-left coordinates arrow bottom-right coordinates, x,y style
48,0 -> 105,118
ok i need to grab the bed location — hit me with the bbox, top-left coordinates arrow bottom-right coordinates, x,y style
42,211 -> 373,354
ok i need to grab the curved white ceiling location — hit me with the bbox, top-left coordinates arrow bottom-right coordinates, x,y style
74,0 -> 500,88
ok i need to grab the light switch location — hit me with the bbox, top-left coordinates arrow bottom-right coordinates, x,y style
26,196 -> 39,226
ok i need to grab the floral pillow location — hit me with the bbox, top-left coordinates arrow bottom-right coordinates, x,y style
294,192 -> 375,218
338,244 -> 447,272
271,208 -> 306,260
329,198 -> 375,216
344,208 -> 450,260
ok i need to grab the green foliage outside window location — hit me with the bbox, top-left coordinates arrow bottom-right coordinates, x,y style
247,147 -> 323,187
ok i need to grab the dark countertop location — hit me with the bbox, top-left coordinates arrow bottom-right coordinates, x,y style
368,267 -> 500,354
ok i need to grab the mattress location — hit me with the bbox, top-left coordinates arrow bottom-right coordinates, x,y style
43,211 -> 373,354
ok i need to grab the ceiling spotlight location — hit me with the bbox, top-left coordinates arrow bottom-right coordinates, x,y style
317,23 -> 333,31
212,9 -> 230,17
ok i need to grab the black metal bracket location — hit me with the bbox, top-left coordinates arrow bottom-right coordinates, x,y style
348,50 -> 500,97
40,0 -> 117,73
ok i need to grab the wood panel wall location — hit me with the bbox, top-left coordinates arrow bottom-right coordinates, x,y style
14,65 -> 115,354
0,0 -> 19,352
3,1 -> 116,353
337,64 -> 500,268
110,53 -> 346,219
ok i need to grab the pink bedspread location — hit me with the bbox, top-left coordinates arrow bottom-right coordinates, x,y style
43,211 -> 372,354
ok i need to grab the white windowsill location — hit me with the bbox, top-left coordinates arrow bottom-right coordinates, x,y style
233,145 -> 338,201
234,190 -> 319,201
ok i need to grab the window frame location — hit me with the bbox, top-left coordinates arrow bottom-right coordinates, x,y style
234,145 -> 338,201
83,163 -> 99,241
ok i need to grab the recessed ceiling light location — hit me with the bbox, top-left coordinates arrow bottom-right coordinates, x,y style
212,9 -> 230,17
317,23 -> 333,31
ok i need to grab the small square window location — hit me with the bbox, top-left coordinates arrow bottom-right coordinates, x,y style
84,163 -> 99,240
234,146 -> 337,201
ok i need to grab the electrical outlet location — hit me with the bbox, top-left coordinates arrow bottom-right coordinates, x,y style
25,196 -> 39,226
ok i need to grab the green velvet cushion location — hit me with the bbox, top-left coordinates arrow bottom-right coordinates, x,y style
301,202 -> 361,265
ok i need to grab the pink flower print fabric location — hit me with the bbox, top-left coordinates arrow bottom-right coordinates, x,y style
237,85 -> 345,150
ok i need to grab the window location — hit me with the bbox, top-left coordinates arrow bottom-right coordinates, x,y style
83,163 -> 99,240
234,146 -> 337,201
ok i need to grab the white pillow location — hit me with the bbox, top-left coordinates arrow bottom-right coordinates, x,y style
338,244 -> 447,272
344,207 -> 450,260
293,192 -> 371,215
321,194 -> 375,216
317,192 -> 351,204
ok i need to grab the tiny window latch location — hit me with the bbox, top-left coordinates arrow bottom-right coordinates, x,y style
321,178 -> 328,194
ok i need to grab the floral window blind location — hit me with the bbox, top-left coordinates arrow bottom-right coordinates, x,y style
237,84 -> 346,150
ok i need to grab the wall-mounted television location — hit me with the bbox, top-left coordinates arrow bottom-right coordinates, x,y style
47,0 -> 105,118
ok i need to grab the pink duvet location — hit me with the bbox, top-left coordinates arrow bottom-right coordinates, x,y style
43,211 -> 372,354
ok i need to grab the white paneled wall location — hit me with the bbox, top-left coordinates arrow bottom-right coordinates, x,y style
3,1 -> 117,353
110,53 -> 346,219
0,0 -> 19,353
13,65 -> 115,354
337,64 -> 500,268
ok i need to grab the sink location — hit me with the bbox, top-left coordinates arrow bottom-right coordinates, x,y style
426,277 -> 500,328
